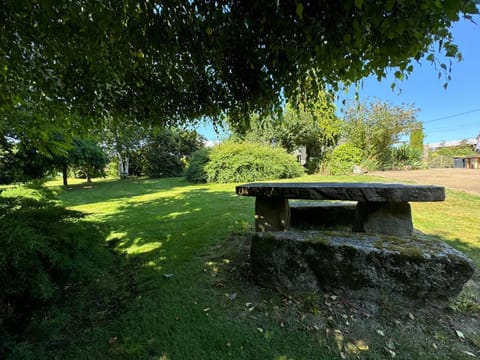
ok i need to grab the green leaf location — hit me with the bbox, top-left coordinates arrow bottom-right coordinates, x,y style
354,0 -> 364,9
296,3 -> 304,20
385,0 -> 395,12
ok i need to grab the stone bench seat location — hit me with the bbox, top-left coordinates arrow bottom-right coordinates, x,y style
236,182 -> 445,237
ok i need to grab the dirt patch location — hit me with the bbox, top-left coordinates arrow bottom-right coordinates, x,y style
368,169 -> 480,195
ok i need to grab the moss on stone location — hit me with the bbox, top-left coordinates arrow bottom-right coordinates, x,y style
372,235 -> 446,260
304,235 -> 330,246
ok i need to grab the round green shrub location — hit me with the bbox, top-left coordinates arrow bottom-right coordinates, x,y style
184,148 -> 211,183
324,143 -> 363,175
204,141 -> 304,183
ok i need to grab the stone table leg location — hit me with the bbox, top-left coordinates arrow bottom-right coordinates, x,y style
255,197 -> 290,232
353,202 -> 413,237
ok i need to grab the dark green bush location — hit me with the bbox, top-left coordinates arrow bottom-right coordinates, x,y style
184,148 -> 210,183
144,151 -> 184,178
323,143 -> 363,175
140,128 -> 204,178
0,196 -> 113,358
204,141 -> 304,183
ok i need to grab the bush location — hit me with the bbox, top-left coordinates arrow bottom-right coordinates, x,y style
323,143 -> 363,175
204,141 -> 304,183
389,144 -> 423,170
184,149 -> 210,183
0,195 -> 113,358
304,158 -> 321,175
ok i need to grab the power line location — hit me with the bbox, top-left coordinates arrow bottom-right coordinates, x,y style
427,119 -> 479,130
423,108 -> 480,124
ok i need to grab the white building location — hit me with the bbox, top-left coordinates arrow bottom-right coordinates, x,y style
427,138 -> 477,151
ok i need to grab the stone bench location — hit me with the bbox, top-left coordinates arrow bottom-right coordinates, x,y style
236,182 -> 445,237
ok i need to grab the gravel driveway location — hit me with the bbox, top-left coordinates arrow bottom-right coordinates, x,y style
369,168 -> 480,195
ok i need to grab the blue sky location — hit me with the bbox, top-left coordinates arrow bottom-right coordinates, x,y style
339,14 -> 480,145
198,15 -> 480,145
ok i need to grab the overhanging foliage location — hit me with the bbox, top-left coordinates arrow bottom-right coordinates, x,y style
1,0 -> 478,129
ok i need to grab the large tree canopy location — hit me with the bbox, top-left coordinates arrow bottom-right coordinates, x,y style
1,0 -> 478,129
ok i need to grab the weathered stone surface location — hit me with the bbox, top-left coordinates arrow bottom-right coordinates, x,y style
237,182 -> 445,202
255,197 -> 289,232
290,201 -> 356,229
250,231 -> 475,300
353,202 -> 413,237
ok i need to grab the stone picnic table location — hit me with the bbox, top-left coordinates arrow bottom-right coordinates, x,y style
236,182 -> 445,237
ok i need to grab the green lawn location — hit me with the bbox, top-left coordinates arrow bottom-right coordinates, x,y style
14,175 -> 480,359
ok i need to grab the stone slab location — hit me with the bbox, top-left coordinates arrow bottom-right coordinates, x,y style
237,182 -> 445,202
250,231 -> 475,300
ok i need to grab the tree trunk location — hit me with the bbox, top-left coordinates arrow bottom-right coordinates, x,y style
85,167 -> 92,183
118,152 -> 129,179
62,164 -> 68,186
305,146 -> 312,164
119,157 -> 126,179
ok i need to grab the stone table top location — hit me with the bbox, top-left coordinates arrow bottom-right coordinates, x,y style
236,182 -> 445,202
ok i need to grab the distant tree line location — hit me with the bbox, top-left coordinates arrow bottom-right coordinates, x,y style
0,125 -> 204,185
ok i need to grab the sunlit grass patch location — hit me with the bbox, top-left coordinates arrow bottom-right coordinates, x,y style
413,189 -> 480,265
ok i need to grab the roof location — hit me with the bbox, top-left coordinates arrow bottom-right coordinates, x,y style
428,138 -> 476,150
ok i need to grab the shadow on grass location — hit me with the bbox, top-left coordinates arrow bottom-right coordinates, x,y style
96,186 -> 253,268
61,177 -> 199,206
429,235 -> 480,268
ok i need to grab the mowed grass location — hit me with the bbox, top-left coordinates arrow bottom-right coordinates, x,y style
55,176 -> 340,359
412,189 -> 480,266
29,175 -> 480,359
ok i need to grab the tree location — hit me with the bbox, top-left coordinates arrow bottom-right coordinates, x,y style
409,124 -> 425,155
0,135 -> 17,184
241,89 -> 340,171
6,131 -> 72,184
1,1 -> 477,132
342,100 -> 418,168
100,117 -> 150,179
278,95 -> 340,170
68,138 -> 108,183
141,128 -> 204,178
2,129 -> 107,186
